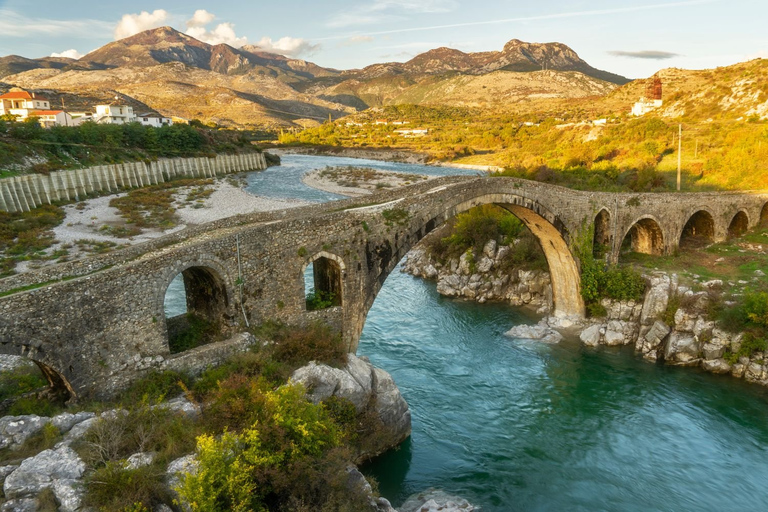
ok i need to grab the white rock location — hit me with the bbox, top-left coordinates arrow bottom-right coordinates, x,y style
702,359 -> 731,374
166,454 -> 198,491
51,412 -> 96,434
579,324 -> 603,346
53,478 -> 83,512
505,322 -> 563,344
0,416 -> 51,450
483,239 -> 497,259
126,451 -> 156,470
3,445 -> 85,500
640,273 -> 670,325
400,489 -> 478,512
665,332 -> 700,365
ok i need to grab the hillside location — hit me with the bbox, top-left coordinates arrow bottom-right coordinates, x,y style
0,28 -> 627,127
280,59 -> 768,191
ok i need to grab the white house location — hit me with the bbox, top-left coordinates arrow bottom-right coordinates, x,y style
136,112 -> 173,127
0,90 -> 51,120
93,105 -> 136,124
32,110 -> 74,128
631,98 -> 663,117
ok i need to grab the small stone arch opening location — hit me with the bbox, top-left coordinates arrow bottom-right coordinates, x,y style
621,217 -> 665,257
304,253 -> 344,311
163,266 -> 229,354
593,209 -> 612,259
0,356 -> 73,412
761,202 -> 768,226
680,210 -> 715,250
728,211 -> 749,238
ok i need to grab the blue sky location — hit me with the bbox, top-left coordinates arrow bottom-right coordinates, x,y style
0,0 -> 765,79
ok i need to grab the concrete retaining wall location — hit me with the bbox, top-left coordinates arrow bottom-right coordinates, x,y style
0,152 -> 267,213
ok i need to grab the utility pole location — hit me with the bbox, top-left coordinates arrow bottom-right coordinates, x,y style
677,124 -> 682,191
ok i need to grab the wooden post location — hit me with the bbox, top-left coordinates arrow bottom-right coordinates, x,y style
677,124 -> 682,191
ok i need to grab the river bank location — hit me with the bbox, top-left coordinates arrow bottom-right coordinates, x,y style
269,146 -> 500,173
301,167 -> 433,197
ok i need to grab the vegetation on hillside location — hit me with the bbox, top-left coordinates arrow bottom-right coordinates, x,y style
0,118 -> 259,175
281,107 -> 768,190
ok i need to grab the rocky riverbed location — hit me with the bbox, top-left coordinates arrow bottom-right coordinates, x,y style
402,239 -> 552,313
403,239 -> 768,389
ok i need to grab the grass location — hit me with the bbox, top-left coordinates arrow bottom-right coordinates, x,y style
0,204 -> 66,277
109,178 -> 213,231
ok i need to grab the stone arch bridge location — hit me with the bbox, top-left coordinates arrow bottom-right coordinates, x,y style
0,176 -> 766,399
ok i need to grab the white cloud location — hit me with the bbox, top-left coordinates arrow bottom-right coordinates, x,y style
50,49 -> 83,60
186,10 -> 216,28
0,9 -> 112,38
255,36 -> 321,57
183,11 -> 248,48
114,10 -> 170,40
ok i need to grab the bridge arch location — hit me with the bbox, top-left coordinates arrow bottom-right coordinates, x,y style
593,208 -> 612,259
0,349 -> 76,402
728,210 -> 749,238
679,209 -> 715,249
620,216 -> 665,257
761,202 -> 768,225
352,192 -> 585,347
302,251 -> 345,310
158,258 -> 234,353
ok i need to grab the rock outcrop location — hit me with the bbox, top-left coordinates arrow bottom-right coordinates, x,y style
291,354 -> 412,458
403,243 -> 552,312
399,489 -> 478,512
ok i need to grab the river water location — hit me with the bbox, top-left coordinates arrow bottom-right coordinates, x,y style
172,154 -> 768,510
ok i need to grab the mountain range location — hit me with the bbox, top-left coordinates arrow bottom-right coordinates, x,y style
2,27 -> 632,127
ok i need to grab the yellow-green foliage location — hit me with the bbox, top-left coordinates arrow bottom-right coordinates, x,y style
176,384 -> 347,512
286,104 -> 768,191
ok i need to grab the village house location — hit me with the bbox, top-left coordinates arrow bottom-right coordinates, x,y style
33,110 -> 74,128
136,112 -> 173,127
0,90 -> 51,119
93,104 -> 136,124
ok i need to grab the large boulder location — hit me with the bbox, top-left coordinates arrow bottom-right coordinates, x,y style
3,445 -> 85,508
579,324 -> 603,347
0,416 -> 51,451
640,273 -> 672,325
636,320 -> 671,361
505,321 -> 563,344
664,332 -> 701,365
291,354 -> 411,458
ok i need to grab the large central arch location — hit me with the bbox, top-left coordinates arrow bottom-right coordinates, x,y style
351,192 -> 585,349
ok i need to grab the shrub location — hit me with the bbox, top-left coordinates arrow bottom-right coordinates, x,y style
119,371 -> 192,404
84,463 -> 171,511
306,289 -> 337,311
0,365 -> 48,401
744,291 -> 768,328
176,384 -> 373,512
